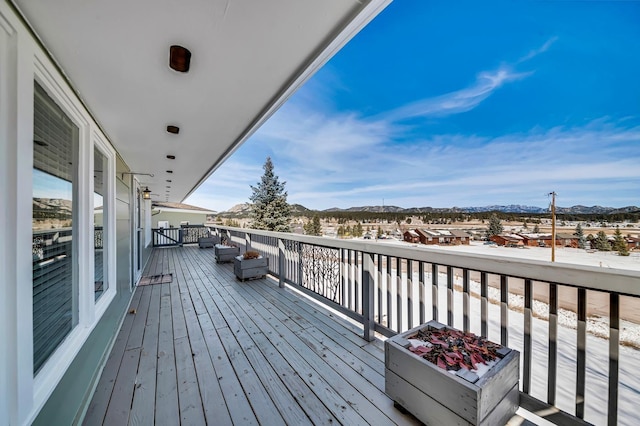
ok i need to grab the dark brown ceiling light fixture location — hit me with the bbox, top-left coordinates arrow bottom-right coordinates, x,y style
166,170 -> 173,174
169,45 -> 191,72
166,125 -> 180,134
166,155 -> 176,160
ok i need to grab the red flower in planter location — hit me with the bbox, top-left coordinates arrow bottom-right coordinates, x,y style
408,327 -> 501,372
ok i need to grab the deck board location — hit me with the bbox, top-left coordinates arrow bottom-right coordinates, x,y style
154,282 -> 180,426
129,284 -> 161,426
83,246 -> 421,426
83,289 -> 143,426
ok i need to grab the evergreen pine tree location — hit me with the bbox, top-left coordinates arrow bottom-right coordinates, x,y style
533,224 -> 540,233
486,214 -> 503,238
249,157 -> 291,232
612,226 -> 629,256
574,223 -> 586,249
304,214 -> 322,236
351,222 -> 363,237
594,231 -> 610,251
377,226 -> 384,238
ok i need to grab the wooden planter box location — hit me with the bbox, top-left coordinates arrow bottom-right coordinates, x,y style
385,320 -> 519,426
214,244 -> 239,263
234,255 -> 268,281
198,236 -> 219,248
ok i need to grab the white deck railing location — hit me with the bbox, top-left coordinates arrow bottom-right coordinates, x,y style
209,225 -> 640,425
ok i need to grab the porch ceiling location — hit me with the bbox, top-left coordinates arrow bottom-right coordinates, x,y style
13,0 -> 389,203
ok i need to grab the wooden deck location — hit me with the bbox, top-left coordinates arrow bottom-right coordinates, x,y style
82,246 -> 422,426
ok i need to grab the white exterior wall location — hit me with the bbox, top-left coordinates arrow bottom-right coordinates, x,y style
0,4 -> 124,424
153,210 -> 209,228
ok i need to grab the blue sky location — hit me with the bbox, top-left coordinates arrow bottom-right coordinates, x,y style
188,1 -> 640,212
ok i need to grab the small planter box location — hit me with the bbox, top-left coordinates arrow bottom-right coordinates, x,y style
215,244 -> 239,263
198,236 -> 219,248
234,255 -> 268,281
385,320 -> 519,426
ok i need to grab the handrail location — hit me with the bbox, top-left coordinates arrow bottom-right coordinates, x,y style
209,225 -> 639,297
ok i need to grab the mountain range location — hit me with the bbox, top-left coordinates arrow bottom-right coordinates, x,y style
218,203 -> 639,216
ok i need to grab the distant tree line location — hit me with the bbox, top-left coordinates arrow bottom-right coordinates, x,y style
295,210 -> 639,225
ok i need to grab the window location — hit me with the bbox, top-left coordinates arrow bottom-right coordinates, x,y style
94,148 -> 107,300
32,81 -> 79,373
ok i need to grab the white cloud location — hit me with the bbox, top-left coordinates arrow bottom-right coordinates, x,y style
382,67 -> 532,121
192,106 -> 640,210
378,37 -> 559,122
517,37 -> 559,63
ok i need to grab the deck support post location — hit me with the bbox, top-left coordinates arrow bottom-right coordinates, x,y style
362,252 -> 375,341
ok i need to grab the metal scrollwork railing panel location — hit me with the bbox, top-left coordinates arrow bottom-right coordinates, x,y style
94,227 -> 104,250
180,225 -> 210,244
300,244 -> 341,303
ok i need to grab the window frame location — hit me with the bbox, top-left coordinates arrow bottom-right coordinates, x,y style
92,132 -> 116,318
30,54 -> 117,417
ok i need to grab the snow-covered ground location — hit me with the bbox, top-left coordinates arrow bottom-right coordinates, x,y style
373,238 -> 640,271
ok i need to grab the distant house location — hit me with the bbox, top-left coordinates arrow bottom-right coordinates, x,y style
152,202 -> 216,228
518,233 -> 547,247
449,229 -> 471,245
403,230 -> 420,243
626,236 -> 640,251
414,229 -> 440,245
414,229 -> 470,245
490,234 -> 524,247
556,233 -> 579,248
518,233 -> 578,248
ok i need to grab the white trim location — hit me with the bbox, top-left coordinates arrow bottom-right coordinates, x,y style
153,207 -> 216,215
93,130 -> 117,313
0,9 -> 20,425
77,94 -> 92,328
132,178 -> 143,284
15,17 -> 36,425
145,199 -> 152,247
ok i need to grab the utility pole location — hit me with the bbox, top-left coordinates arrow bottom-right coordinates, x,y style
549,192 -> 556,262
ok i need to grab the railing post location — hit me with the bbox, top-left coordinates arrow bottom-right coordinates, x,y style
245,232 -> 251,252
480,272 -> 488,338
548,283 -> 558,405
500,275 -> 509,347
362,251 -> 375,341
431,263 -> 438,322
523,279 -> 533,395
278,238 -> 285,288
298,243 -> 303,286
447,266 -> 453,326
608,293 -> 620,426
